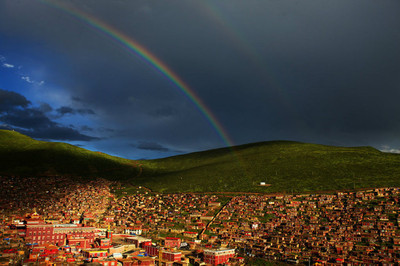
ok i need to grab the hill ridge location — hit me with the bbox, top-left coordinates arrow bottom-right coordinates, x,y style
0,129 -> 398,193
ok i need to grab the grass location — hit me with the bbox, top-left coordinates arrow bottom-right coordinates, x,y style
0,130 -> 141,179
136,141 -> 400,193
2,129 -> 400,193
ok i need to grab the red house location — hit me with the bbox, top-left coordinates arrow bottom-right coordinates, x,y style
25,217 -> 95,247
163,237 -> 181,248
145,245 -> 159,257
204,248 -> 235,265
162,250 -> 181,262
82,249 -> 108,259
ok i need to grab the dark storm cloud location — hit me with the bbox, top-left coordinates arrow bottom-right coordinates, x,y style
81,125 -> 94,132
21,126 -> 98,141
56,106 -> 95,116
0,89 -> 98,141
38,102 -> 53,113
0,0 -> 399,158
134,141 -> 171,152
56,106 -> 74,115
0,89 -> 31,112
131,141 -> 184,154
1,108 -> 53,129
77,108 -> 95,115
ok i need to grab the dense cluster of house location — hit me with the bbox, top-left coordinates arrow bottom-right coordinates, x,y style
0,175 -> 113,226
103,192 -> 224,239
0,177 -> 242,265
1,211 -> 148,265
1,174 -> 400,265
0,212 -> 239,265
208,187 -> 400,264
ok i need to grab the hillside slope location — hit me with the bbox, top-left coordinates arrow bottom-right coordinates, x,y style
0,130 -> 141,179
137,141 -> 400,193
1,130 -> 400,193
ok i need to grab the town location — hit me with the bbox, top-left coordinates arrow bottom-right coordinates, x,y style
1,175 -> 400,265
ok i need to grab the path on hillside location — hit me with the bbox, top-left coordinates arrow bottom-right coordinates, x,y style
129,161 -> 143,178
197,199 -> 232,239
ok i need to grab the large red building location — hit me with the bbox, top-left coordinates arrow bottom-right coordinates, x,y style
204,248 -> 235,265
162,250 -> 181,262
24,217 -> 95,247
144,245 -> 159,257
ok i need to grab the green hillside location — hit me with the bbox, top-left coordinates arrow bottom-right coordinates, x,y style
137,141 -> 400,193
1,129 -> 400,193
0,130 -> 141,179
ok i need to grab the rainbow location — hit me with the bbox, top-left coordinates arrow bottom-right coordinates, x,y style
38,0 -> 234,148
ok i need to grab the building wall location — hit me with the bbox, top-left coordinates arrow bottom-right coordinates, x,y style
25,224 -> 95,246
162,251 -> 181,262
144,245 -> 159,257
164,238 -> 181,248
204,249 -> 235,265
83,250 -> 108,258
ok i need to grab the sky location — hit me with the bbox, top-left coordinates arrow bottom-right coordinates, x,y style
0,0 -> 399,159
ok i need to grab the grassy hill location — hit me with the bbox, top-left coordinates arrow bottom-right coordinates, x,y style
137,141 -> 400,193
1,129 -> 400,193
0,130 -> 141,179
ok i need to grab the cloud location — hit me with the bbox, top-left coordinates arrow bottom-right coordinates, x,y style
81,125 -> 93,132
56,106 -> 74,115
0,89 -> 98,141
135,141 -> 171,152
21,76 -> 33,83
380,146 -> 400,154
77,108 -> 95,115
0,108 -> 53,129
21,76 -> 45,86
56,106 -> 96,116
38,102 -> 53,113
2,63 -> 14,68
0,88 -> 31,112
20,126 -> 99,141
0,55 -> 44,85
0,124 -> 13,130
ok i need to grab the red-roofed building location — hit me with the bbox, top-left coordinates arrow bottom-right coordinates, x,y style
162,237 -> 181,248
25,216 -> 95,247
162,250 -> 181,262
204,248 -> 235,265
82,249 -> 108,259
145,245 -> 159,257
